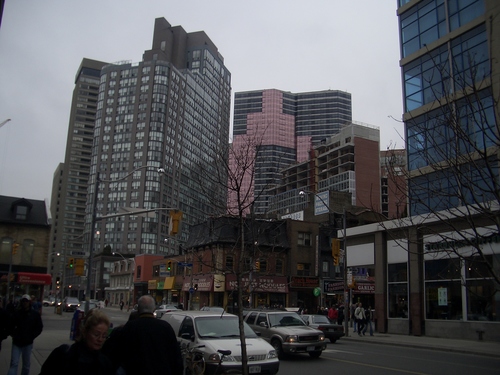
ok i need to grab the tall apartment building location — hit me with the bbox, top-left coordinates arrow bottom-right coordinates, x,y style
268,122 -> 381,216
230,89 -> 351,215
83,18 -> 231,261
48,59 -> 106,294
398,0 -> 499,215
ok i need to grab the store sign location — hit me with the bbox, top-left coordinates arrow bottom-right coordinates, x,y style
323,280 -> 344,293
226,275 -> 288,293
290,276 -> 319,288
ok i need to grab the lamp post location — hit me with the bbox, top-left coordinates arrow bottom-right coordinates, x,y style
85,165 -> 166,313
112,252 -> 135,308
299,189 -> 350,337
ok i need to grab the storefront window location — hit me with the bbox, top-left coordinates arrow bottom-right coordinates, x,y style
465,255 -> 499,321
425,257 -> 462,320
388,263 -> 408,318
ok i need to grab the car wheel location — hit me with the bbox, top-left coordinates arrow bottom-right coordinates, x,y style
271,339 -> 283,359
329,338 -> 337,343
309,350 -> 322,358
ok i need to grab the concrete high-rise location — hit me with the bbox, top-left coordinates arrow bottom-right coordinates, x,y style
229,89 -> 351,215
48,59 -> 106,294
85,18 -> 231,257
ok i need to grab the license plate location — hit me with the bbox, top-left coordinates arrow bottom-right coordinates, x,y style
249,366 -> 261,373
306,346 -> 315,351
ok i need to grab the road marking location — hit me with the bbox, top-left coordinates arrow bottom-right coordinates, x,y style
324,348 -> 362,355
323,356 -> 429,374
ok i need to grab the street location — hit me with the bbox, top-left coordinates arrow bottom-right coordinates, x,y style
279,340 -> 500,375
3,307 -> 499,375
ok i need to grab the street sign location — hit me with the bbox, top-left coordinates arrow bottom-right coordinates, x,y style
189,287 -> 195,294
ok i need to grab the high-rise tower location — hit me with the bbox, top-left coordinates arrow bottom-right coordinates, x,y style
398,0 -> 499,215
48,58 -> 106,293
84,18 -> 231,257
230,89 -> 351,215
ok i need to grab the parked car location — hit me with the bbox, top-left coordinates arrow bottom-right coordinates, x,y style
243,309 -> 326,359
59,297 -> 80,312
154,304 -> 179,319
200,306 -> 225,313
162,310 -> 279,375
300,314 -> 345,343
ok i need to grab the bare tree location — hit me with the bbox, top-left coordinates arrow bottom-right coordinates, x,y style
383,38 -> 500,289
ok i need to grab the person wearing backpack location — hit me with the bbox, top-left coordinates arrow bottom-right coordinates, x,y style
363,306 -> 374,336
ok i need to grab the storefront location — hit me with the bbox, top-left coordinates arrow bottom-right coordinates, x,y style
1,271 -> 52,303
225,274 -> 288,311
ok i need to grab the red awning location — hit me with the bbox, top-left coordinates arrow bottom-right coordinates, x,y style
17,272 -> 52,285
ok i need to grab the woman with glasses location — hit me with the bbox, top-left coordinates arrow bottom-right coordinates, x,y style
40,309 -> 114,375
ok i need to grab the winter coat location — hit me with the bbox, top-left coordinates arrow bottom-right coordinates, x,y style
10,307 -> 43,347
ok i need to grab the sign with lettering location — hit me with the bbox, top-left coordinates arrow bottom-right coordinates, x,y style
226,275 -> 288,293
290,276 -> 319,289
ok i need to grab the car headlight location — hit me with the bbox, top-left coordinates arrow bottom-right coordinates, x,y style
267,350 -> 278,359
285,335 -> 298,343
208,353 -> 236,363
319,334 -> 325,341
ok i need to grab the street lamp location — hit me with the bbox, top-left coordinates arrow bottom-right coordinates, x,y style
299,189 -> 350,337
112,252 -> 135,308
85,165 -> 166,313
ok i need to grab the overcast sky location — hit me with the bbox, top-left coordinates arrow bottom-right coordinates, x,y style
0,0 -> 404,203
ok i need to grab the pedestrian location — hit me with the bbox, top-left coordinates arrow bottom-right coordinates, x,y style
119,300 -> 124,311
337,305 -> 344,325
40,309 -> 114,375
103,294 -> 183,375
363,305 -> 374,336
7,294 -> 43,375
354,302 -> 366,336
328,305 -> 338,324
351,303 -> 357,332
0,298 -> 11,352
31,295 -> 42,314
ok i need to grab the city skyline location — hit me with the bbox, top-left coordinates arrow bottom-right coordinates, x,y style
0,1 -> 403,203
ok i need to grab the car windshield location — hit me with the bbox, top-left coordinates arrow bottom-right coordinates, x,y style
269,313 -> 305,327
310,315 -> 330,324
196,316 -> 257,339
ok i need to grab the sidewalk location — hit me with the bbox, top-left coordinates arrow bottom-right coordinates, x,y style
342,326 -> 500,357
1,309 -> 73,374
1,309 -> 498,374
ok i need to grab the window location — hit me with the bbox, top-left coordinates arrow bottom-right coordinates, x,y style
388,263 -> 408,318
298,232 -> 311,246
296,263 -> 311,276
136,265 -> 141,279
225,255 -> 234,271
15,205 -> 28,220
275,259 -> 283,275
424,258 -> 462,320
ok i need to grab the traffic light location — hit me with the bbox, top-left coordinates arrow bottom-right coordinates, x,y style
68,258 -> 74,268
56,277 -> 60,285
169,210 -> 183,236
167,261 -> 172,271
12,243 -> 20,255
331,239 -> 341,266
254,260 -> 260,272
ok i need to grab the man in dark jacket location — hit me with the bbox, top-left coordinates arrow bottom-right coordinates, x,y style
7,294 -> 43,375
103,294 -> 183,375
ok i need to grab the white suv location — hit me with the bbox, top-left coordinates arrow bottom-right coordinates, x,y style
162,310 -> 279,375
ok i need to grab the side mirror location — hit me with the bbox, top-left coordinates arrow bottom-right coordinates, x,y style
259,322 -> 268,328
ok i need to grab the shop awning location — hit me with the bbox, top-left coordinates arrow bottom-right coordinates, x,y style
164,277 -> 175,290
17,272 -> 52,285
